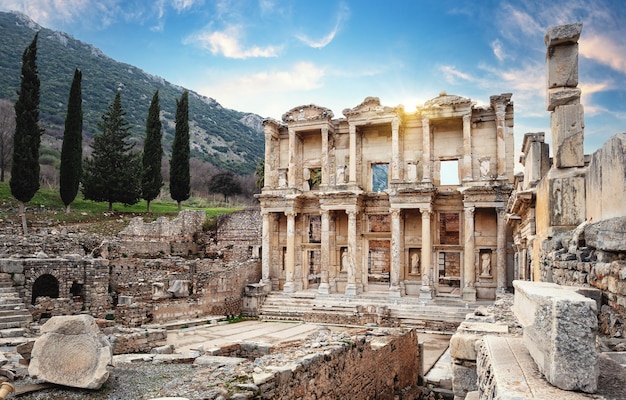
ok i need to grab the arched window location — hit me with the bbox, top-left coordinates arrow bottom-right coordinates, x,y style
31,274 -> 60,304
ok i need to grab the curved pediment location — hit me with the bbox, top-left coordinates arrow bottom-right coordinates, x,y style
282,104 -> 334,123
423,92 -> 473,109
342,96 -> 401,118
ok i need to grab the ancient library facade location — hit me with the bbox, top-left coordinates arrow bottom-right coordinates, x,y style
257,93 -> 514,301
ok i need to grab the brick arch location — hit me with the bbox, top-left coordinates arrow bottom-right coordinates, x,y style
31,273 -> 60,304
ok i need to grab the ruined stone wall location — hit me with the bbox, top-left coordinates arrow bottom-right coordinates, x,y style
256,329 -> 421,400
538,217 -> 626,337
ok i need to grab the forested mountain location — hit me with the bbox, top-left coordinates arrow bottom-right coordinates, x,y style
0,11 -> 264,174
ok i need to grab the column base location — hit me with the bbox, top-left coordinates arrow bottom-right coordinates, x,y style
317,283 -> 330,296
389,284 -> 402,298
419,286 -> 433,301
283,281 -> 295,294
345,283 -> 358,297
462,287 -> 477,302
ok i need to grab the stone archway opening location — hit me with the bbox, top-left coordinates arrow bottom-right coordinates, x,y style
31,274 -> 60,305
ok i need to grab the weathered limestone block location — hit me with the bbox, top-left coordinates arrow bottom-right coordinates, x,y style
535,171 -> 585,235
550,104 -> 584,168
29,315 -> 112,389
546,43 -> 579,89
586,134 -> 626,221
546,87 -> 580,111
452,362 -> 477,398
585,217 -> 626,253
449,333 -> 482,361
512,280 -> 598,393
167,280 -> 190,297
477,335 -> 592,399
545,23 -> 582,89
544,23 -> 583,47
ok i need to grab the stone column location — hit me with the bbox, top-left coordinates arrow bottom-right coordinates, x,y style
345,210 -> 358,297
496,208 -> 507,292
391,118 -> 401,182
389,208 -> 402,298
288,128 -> 297,188
263,131 -> 273,188
348,123 -> 357,185
422,118 -> 431,182
462,114 -> 472,181
321,127 -> 329,186
318,210 -> 330,295
494,103 -> 507,179
283,211 -> 296,293
419,207 -> 433,300
261,211 -> 272,285
462,206 -> 476,301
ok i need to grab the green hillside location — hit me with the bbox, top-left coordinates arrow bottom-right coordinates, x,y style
0,11 -> 264,174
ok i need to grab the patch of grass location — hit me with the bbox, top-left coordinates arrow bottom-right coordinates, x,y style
0,181 -> 241,234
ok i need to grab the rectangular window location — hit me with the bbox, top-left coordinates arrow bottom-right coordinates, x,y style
440,160 -> 460,185
372,163 -> 389,192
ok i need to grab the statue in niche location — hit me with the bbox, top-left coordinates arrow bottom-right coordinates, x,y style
410,251 -> 420,274
480,159 -> 491,179
481,252 -> 492,276
407,161 -> 418,182
337,164 -> 347,184
278,169 -> 288,188
302,167 -> 310,191
341,248 -> 356,284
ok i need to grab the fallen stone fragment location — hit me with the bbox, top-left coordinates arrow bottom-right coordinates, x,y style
28,315 -> 112,389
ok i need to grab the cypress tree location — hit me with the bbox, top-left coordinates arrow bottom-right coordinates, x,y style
59,68 -> 83,214
141,90 -> 163,212
82,91 -> 141,211
10,32 -> 42,235
169,90 -> 190,211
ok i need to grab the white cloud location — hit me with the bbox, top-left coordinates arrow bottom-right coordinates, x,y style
439,65 -> 474,84
491,39 -> 507,62
186,25 -> 281,58
197,62 -> 326,117
580,32 -> 626,75
296,2 -> 350,49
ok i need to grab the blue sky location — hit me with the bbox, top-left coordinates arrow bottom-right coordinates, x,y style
2,0 -> 625,158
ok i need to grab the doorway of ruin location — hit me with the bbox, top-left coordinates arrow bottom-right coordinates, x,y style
31,273 -> 60,304
367,240 -> 390,290
436,251 -> 461,296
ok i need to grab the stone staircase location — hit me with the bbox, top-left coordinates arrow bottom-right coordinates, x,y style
259,290 -> 490,332
0,273 -> 31,338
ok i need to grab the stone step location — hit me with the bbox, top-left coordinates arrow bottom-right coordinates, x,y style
0,320 -> 28,330
0,314 -> 32,324
0,302 -> 26,311
0,309 -> 30,317
0,287 -> 17,293
0,327 -> 26,338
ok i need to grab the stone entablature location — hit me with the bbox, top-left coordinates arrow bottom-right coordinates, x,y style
258,92 -> 515,301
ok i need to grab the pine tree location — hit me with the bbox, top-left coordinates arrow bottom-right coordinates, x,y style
208,171 -> 242,203
59,68 -> 83,214
169,90 -> 190,211
82,91 -> 141,211
141,90 -> 163,212
10,32 -> 42,235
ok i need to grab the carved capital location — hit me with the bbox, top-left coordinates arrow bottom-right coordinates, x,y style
464,206 -> 475,218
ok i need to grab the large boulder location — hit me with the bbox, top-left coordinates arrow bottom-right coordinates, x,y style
28,315 -> 112,389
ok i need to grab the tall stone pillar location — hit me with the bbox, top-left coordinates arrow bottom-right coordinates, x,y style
345,210 -> 358,297
318,210 -> 330,295
261,211 -> 272,285
389,208 -> 402,298
462,206 -> 476,301
422,118 -> 431,183
462,114 -> 472,181
419,207 -> 433,300
288,128 -> 297,188
263,120 -> 279,188
496,208 -> 507,292
321,127 -> 329,186
391,118 -> 401,182
495,104 -> 507,179
348,123 -> 357,185
283,211 -> 296,293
